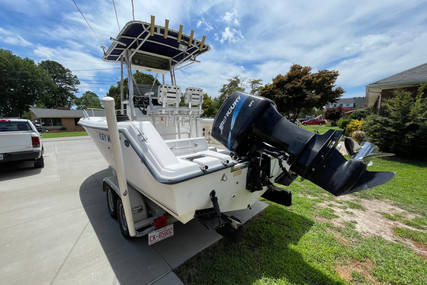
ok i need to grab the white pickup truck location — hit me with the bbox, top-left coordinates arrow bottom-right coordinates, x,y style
0,119 -> 44,168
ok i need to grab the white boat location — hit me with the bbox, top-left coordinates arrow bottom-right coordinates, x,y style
79,18 -> 394,241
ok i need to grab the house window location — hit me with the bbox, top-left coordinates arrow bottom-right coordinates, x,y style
41,118 -> 62,126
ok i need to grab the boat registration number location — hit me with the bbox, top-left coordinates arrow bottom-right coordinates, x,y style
148,224 -> 174,245
0,154 -> 3,160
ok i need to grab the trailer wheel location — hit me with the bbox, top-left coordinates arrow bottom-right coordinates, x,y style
106,186 -> 117,218
117,198 -> 131,238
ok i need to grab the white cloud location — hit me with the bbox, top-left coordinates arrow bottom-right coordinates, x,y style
197,17 -> 213,31
33,46 -> 56,59
2,0 -> 427,100
0,27 -> 32,47
222,9 -> 240,26
219,27 -> 243,44
333,30 -> 427,87
33,44 -> 119,95
0,0 -> 59,16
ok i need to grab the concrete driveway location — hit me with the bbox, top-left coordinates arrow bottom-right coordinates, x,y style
0,136 -> 267,285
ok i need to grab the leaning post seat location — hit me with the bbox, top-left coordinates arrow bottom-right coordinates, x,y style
184,87 -> 204,114
158,84 -> 182,112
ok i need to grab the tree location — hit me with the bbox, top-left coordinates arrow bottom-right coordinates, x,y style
349,109 -> 370,120
201,94 -> 218,117
259,64 -> 344,122
75,91 -> 102,109
0,49 -> 53,117
364,86 -> 427,159
39,60 -> 80,108
107,71 -> 160,110
249,79 -> 263,95
218,75 -> 245,106
324,106 -> 343,123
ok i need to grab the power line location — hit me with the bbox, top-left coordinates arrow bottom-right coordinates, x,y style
71,0 -> 104,48
112,0 -> 121,31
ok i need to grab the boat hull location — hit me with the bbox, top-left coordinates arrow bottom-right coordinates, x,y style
80,118 -> 280,224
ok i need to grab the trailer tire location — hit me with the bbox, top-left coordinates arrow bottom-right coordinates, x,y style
106,186 -> 118,219
117,198 -> 131,238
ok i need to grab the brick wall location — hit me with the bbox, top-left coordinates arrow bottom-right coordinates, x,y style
61,118 -> 84,131
375,85 -> 421,110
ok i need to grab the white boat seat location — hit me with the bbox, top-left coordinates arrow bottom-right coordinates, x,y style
158,84 -> 182,109
182,87 -> 203,116
184,87 -> 203,108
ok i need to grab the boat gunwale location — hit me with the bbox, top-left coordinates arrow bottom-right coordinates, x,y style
78,119 -> 240,185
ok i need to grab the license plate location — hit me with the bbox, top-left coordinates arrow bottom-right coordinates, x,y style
0,154 -> 3,160
148,224 -> 174,245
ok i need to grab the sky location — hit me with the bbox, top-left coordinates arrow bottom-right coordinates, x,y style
1,0 -> 427,101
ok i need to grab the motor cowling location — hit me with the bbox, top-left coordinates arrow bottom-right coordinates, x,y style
212,92 -> 394,196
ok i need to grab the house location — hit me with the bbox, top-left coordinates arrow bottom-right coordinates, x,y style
29,108 -> 105,131
326,97 -> 366,109
366,62 -> 427,111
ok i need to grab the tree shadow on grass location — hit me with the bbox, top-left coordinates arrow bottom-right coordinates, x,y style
176,203 -> 344,285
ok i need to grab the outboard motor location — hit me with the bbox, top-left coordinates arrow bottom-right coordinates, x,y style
212,92 -> 394,196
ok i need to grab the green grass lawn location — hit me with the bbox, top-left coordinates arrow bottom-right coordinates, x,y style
176,157 -> 427,283
41,131 -> 88,139
300,122 -> 341,134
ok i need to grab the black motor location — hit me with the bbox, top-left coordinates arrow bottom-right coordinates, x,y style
212,92 -> 394,196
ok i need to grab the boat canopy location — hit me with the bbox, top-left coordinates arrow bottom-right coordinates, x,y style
103,19 -> 210,74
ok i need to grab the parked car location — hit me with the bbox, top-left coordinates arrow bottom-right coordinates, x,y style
0,119 -> 44,168
301,118 -> 326,126
297,116 -> 313,124
34,122 -> 48,133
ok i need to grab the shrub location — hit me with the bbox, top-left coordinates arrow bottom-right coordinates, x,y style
349,109 -> 370,120
351,130 -> 366,143
345,119 -> 365,136
60,127 -> 67,131
364,86 -> 427,158
324,106 -> 343,122
337,119 -> 349,129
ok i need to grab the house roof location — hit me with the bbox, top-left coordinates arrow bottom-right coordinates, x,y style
327,97 -> 366,108
30,108 -> 105,118
366,62 -> 427,107
335,98 -> 355,105
353,97 -> 366,108
368,62 -> 427,88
